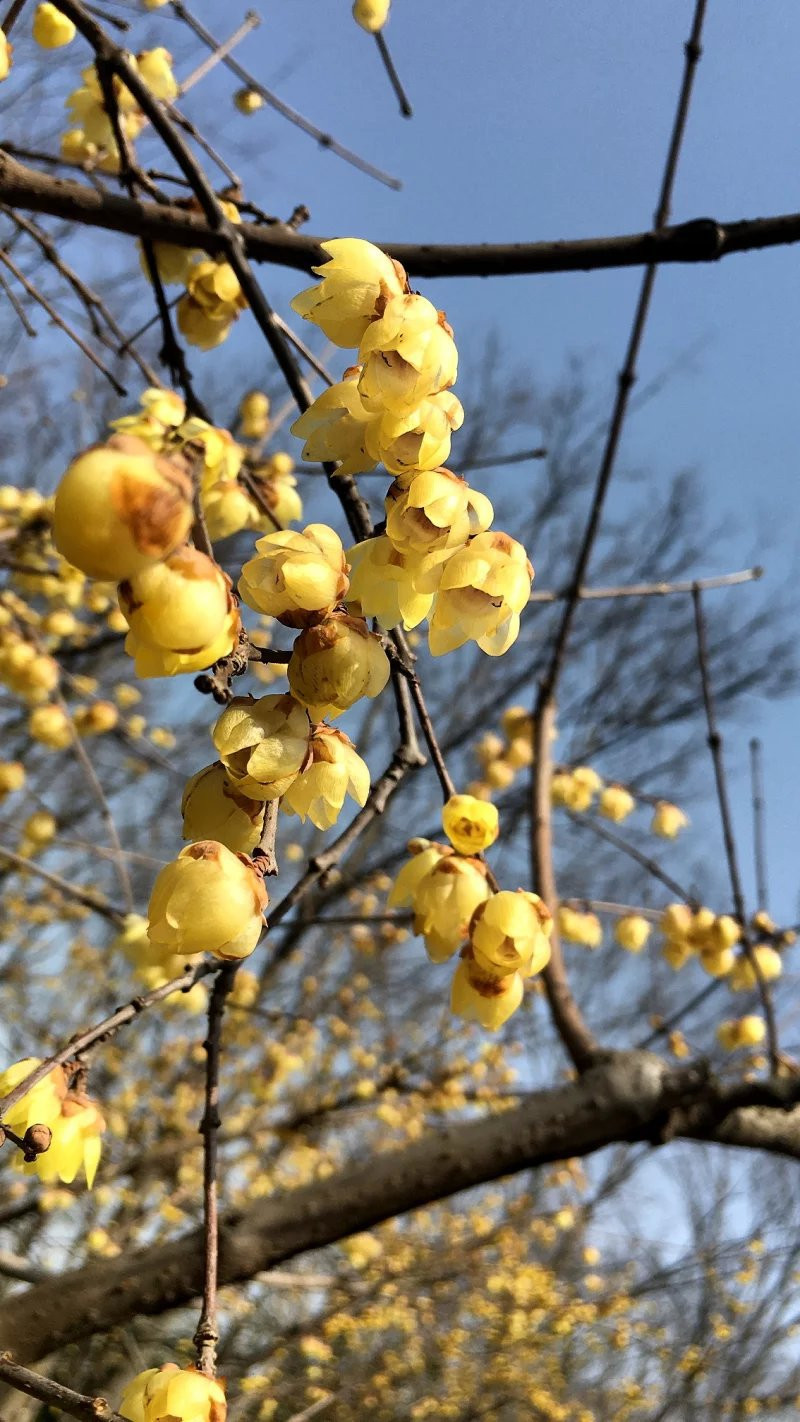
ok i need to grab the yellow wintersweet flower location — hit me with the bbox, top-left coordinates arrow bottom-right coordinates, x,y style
699,945 -> 736,978
651,800 -> 689,838
291,237 -> 407,347
288,612 -> 389,720
451,953 -> 523,1031
558,906 -> 603,948
28,703 -> 72,749
181,762 -> 265,854
137,47 -> 178,101
706,914 -> 741,952
73,701 -> 119,736
53,435 -> 192,582
239,390 -> 270,438
0,761 -> 25,796
235,86 -> 264,114
614,914 -> 651,952
23,810 -> 57,846
247,455 -> 303,531
239,524 -> 349,626
120,1364 -> 227,1422
115,911 -> 201,989
147,841 -> 268,961
385,468 -> 493,561
717,1015 -> 766,1051
346,534 -> 435,631
365,391 -> 464,477
290,370 -> 377,476
358,295 -> 458,416
470,890 -> 552,978
729,944 -> 782,991
110,387 -> 186,446
119,547 -> 239,678
36,1090 -> 105,1189
202,479 -> 258,542
0,28 -> 12,80
212,694 -> 311,801
442,794 -> 499,856
0,1058 -> 64,1136
599,783 -> 635,822
390,843 -> 490,962
142,241 -> 199,287
352,0 -> 390,33
429,531 -> 533,657
282,724 -> 370,830
32,3 -> 76,48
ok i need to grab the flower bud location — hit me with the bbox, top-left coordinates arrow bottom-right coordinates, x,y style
614,914 -> 651,952
717,1015 -> 766,1051
120,1364 -> 227,1422
729,944 -> 782,991
651,801 -> 688,838
53,435 -> 192,582
558,906 -> 602,948
282,724 -> 370,830
291,238 -> 406,347
24,810 -> 57,846
469,890 -> 552,979
288,612 -> 390,720
699,946 -> 735,978
119,547 -> 239,678
239,524 -> 349,626
181,762 -> 265,854
506,737 -> 533,770
0,761 -> 25,796
429,531 -> 533,657
147,841 -> 268,960
212,694 -> 311,800
451,952 -> 524,1032
358,296 -> 457,415
235,86 -> 264,114
32,3 -> 76,48
246,461 -> 303,532
441,793 -> 499,856
73,701 -> 119,736
352,0 -> 390,32
239,389 -> 270,437
599,784 -> 636,823
28,703 -> 72,749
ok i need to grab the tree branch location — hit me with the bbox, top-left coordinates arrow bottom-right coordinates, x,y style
4,1052 -> 800,1363
5,154 -> 800,278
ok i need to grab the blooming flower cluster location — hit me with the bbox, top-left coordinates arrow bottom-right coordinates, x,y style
290,239 -> 533,657
389,795 -> 552,1030
0,1058 -> 105,1187
62,50 -> 178,172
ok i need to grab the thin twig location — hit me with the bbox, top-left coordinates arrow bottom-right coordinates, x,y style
373,31 -> 412,117
692,586 -> 779,1072
61,692 -> 134,913
169,1 -> 402,190
179,12 -> 260,95
749,737 -> 768,912
0,1355 -> 125,1422
0,266 -> 36,335
0,960 -> 216,1121
529,0 -> 708,1072
528,566 -> 763,603
193,963 -> 236,1377
0,842 -> 126,924
566,811 -> 695,905
0,248 -> 126,394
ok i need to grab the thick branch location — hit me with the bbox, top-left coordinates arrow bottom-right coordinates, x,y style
4,154 -> 800,278
3,1052 -> 800,1363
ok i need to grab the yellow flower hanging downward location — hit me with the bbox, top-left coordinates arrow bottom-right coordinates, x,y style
147,841 -> 268,961
353,0 -> 391,32
120,1364 -> 226,1422
282,724 -> 370,830
0,1059 -> 105,1188
442,794 -> 499,855
291,238 -> 407,347
33,3 -> 76,48
429,531 -> 533,657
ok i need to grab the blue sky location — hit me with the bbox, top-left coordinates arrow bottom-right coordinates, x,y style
178,0 -> 797,921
